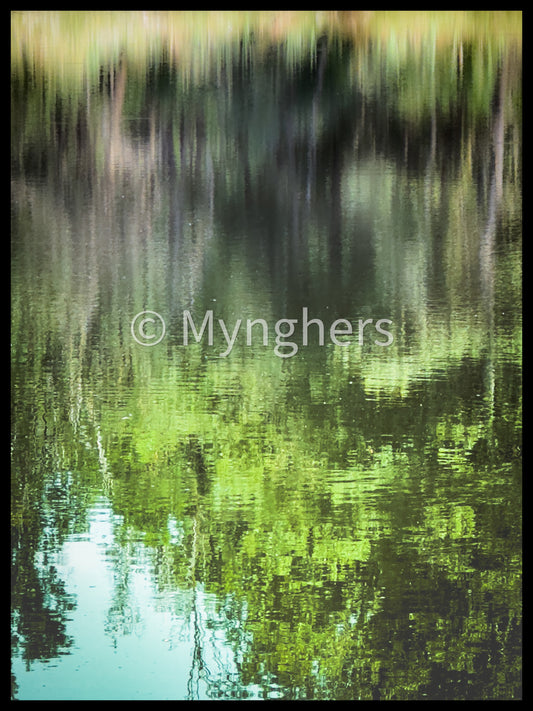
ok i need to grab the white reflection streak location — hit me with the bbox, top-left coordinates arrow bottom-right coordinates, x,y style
95,425 -> 113,493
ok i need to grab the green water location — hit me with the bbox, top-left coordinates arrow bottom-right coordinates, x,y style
11,11 -> 522,700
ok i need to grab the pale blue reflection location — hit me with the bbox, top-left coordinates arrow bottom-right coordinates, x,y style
12,498 -> 252,701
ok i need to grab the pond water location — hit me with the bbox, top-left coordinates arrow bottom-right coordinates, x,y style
11,11 -> 522,700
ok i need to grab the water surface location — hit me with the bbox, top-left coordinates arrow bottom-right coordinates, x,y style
11,11 -> 522,700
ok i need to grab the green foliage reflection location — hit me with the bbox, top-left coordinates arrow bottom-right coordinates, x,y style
11,10 -> 521,701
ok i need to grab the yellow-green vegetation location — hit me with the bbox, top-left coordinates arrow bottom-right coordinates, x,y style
12,10 -> 521,700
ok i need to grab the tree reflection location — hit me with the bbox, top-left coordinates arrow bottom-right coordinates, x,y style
11,479 -> 77,675
11,11 -> 521,701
